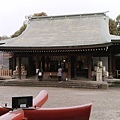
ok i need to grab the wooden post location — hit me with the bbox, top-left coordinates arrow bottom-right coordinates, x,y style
88,55 -> 92,79
36,55 -> 39,69
35,54 -> 39,80
68,56 -> 71,80
13,56 -> 16,71
108,53 -> 112,76
74,56 -> 77,79
41,56 -> 45,70
18,55 -> 21,79
112,55 -> 115,77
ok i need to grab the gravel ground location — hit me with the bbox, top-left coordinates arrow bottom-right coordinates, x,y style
0,86 -> 120,120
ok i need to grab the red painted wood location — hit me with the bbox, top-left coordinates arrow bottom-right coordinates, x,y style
0,109 -> 24,120
0,90 -> 48,117
0,90 -> 92,120
0,106 -> 11,116
24,103 -> 92,120
33,90 -> 48,108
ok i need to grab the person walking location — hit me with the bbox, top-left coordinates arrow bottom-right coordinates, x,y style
57,67 -> 62,81
38,68 -> 43,81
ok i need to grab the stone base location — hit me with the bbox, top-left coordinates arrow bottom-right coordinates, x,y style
98,83 -> 108,89
14,75 -> 27,79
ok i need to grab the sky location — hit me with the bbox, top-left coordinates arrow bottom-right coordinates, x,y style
0,0 -> 120,36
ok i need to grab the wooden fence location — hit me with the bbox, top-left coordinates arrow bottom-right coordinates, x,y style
0,69 -> 12,77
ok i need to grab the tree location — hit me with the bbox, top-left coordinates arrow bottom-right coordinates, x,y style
109,14 -> 120,36
109,18 -> 118,35
0,35 -> 10,40
116,14 -> 120,35
11,24 -> 27,38
11,12 -> 47,38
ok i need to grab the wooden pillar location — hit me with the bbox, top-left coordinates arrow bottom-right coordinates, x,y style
108,53 -> 112,76
74,56 -> 77,79
41,56 -> 45,71
18,55 -> 21,79
88,55 -> 92,79
13,56 -> 16,70
9,55 -> 16,71
112,55 -> 115,77
34,54 -> 39,80
36,55 -> 39,69
68,56 -> 71,80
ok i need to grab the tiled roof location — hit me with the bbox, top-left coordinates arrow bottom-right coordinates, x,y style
1,12 -> 114,48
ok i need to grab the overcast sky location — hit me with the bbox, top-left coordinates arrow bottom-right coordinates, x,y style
0,0 -> 120,36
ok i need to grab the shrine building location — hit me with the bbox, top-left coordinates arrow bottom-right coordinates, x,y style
0,12 -> 120,80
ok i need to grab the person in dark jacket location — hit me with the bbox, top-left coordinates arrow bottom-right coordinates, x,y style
38,68 -> 43,81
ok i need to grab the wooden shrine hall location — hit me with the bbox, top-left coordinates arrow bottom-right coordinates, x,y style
0,12 -> 120,80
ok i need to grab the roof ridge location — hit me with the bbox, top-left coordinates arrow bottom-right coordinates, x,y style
31,11 -> 109,20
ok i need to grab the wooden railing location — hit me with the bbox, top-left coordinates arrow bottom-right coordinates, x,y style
0,69 -> 12,76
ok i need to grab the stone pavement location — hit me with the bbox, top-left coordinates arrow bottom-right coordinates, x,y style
0,86 -> 120,120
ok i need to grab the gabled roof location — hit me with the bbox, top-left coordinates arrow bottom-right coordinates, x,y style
0,12 -> 116,49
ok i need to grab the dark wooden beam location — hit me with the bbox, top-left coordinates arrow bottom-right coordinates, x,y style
18,55 -> 21,79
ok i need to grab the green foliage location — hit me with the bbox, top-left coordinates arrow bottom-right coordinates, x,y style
109,18 -> 118,35
109,14 -> 120,36
116,14 -> 120,21
11,24 -> 27,38
116,14 -> 120,35
11,12 -> 47,38
0,35 -> 10,40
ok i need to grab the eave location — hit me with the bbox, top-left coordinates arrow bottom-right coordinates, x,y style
0,42 -> 112,53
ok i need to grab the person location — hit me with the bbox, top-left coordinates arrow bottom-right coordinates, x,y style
57,67 -> 63,81
38,68 -> 43,81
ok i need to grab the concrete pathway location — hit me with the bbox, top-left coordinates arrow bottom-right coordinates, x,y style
0,86 -> 120,120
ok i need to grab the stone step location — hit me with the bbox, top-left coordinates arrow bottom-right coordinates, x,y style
105,79 -> 120,87
0,80 -> 101,89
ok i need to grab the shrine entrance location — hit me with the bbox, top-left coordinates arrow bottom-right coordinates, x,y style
76,56 -> 88,78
